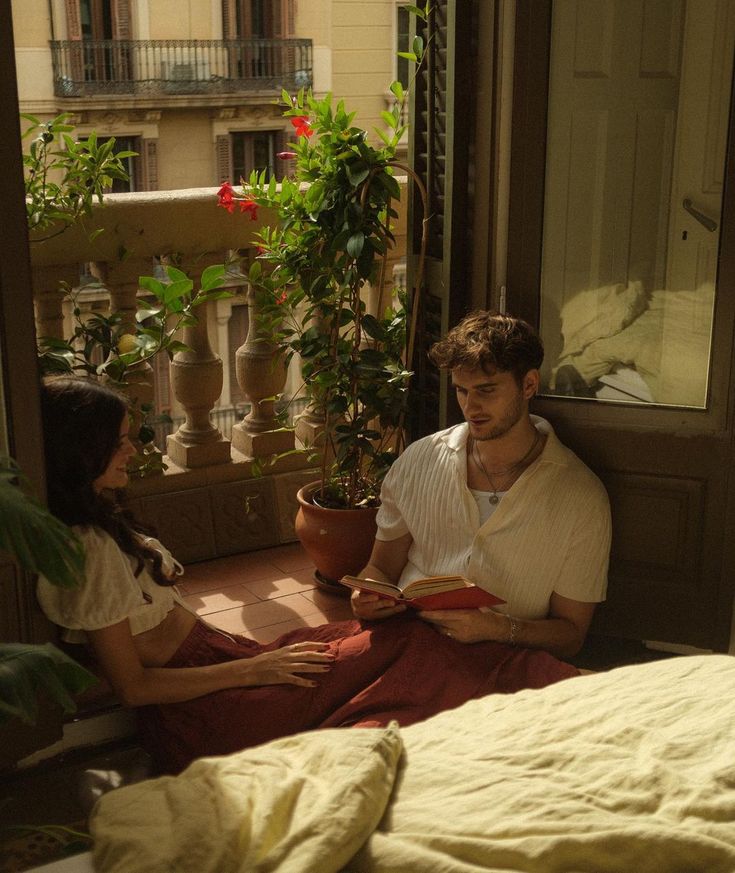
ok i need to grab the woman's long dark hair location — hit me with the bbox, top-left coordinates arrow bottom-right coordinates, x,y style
40,377 -> 173,586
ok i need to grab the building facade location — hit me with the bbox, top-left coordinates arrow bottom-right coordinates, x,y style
13,0 -> 409,191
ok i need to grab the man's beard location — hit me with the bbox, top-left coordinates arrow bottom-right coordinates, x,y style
471,390 -> 525,442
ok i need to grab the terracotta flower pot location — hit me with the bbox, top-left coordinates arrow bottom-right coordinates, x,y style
295,481 -> 378,593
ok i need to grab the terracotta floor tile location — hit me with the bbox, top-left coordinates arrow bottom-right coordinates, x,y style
259,543 -> 315,574
244,568 -> 317,601
180,557 -> 285,594
301,586 -> 352,610
183,583 -> 261,616
206,592 -> 322,635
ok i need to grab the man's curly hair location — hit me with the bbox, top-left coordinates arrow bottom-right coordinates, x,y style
428,311 -> 544,386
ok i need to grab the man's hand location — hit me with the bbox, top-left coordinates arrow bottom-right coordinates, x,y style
418,607 -> 509,643
351,589 -> 408,621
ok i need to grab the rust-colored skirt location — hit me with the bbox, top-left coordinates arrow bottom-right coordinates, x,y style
138,615 -> 579,774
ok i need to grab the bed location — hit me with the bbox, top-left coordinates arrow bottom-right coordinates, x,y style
88,653 -> 735,872
550,280 -> 715,407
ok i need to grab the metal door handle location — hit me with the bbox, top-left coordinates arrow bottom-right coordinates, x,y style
683,198 -> 718,232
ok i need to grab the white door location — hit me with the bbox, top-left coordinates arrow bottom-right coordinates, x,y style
539,0 -> 734,409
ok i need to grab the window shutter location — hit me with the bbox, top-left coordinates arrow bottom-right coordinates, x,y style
408,0 -> 473,438
141,138 -> 158,191
216,134 -> 233,183
65,0 -> 82,39
112,0 -> 132,39
222,0 -> 236,39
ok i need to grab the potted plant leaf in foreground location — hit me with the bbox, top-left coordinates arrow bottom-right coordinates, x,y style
220,86 -> 427,588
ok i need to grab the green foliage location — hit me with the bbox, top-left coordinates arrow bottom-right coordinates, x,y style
22,113 -> 135,241
0,643 -> 97,726
36,263 -> 230,467
0,459 -> 96,729
0,458 -> 85,589
227,89 -> 416,508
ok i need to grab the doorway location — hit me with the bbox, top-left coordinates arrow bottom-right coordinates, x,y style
507,0 -> 735,650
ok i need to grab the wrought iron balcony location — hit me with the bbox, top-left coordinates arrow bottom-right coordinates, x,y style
49,38 -> 313,98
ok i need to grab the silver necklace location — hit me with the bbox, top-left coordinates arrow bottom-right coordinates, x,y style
471,430 -> 541,505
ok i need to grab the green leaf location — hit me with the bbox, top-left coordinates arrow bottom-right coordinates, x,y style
163,278 -> 194,306
138,276 -> 166,301
200,264 -> 226,292
397,51 -> 417,62
0,463 -> 85,589
381,110 -> 398,130
390,81 -> 405,102
0,643 -> 97,725
345,161 -> 370,187
346,231 -> 365,258
404,4 -> 427,20
412,35 -> 425,59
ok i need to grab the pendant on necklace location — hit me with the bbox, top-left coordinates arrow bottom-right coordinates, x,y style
488,493 -> 500,505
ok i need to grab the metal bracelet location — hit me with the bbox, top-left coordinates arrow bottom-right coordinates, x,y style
507,614 -> 518,646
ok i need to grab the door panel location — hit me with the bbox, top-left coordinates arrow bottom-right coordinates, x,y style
507,0 -> 735,650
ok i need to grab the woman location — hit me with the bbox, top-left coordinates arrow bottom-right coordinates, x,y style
37,377 -> 579,774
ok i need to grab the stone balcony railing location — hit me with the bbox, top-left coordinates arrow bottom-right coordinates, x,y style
30,185 -> 407,564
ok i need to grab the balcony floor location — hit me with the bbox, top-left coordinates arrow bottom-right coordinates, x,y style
179,542 -> 354,639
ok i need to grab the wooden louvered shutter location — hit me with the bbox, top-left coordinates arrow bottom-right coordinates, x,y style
65,0 -> 84,82
65,0 -> 82,38
111,0 -> 132,81
112,0 -> 132,38
141,138 -> 158,191
222,0 -> 236,38
408,0 -> 474,438
216,134 -> 233,183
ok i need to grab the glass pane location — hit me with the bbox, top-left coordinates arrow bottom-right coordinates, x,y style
539,0 -> 734,408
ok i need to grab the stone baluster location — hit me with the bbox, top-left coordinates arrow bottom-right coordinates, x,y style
293,306 -> 328,449
167,261 -> 231,469
213,258 -> 250,410
95,260 -> 163,472
32,265 -> 80,341
231,284 -> 295,459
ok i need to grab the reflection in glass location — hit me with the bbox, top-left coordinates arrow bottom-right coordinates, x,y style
539,0 -> 733,408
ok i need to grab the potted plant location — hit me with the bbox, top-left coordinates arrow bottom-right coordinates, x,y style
25,114 -> 230,475
0,458 -> 97,768
217,81 -> 428,587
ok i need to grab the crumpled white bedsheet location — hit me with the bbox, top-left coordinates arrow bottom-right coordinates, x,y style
91,654 -> 735,873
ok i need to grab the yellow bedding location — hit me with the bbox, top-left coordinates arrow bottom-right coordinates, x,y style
91,654 -> 735,873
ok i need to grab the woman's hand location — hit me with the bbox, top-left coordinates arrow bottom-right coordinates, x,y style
351,589 -> 407,621
235,641 -> 336,688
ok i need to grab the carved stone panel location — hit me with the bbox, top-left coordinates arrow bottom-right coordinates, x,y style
273,468 -> 319,543
137,488 -> 217,564
211,478 -> 280,556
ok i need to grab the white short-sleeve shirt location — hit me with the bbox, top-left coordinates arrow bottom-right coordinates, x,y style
36,525 -> 194,644
375,417 -> 612,620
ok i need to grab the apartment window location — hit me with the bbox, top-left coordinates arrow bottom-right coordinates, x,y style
231,130 -> 284,183
97,136 -> 141,191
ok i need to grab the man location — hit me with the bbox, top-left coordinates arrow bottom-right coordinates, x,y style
351,310 -> 611,659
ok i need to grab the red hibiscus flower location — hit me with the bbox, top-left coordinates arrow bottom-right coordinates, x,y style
240,199 -> 259,220
217,181 -> 235,213
290,116 -> 314,138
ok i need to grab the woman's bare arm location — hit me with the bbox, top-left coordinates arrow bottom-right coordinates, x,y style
87,621 -> 335,707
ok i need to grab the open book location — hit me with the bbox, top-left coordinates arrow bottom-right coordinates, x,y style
340,574 -> 506,611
